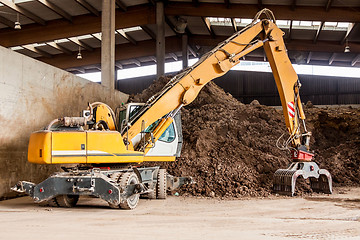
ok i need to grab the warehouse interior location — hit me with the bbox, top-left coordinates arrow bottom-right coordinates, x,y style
0,0 -> 359,239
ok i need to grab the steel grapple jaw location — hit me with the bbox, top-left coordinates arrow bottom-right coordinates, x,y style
273,162 -> 332,196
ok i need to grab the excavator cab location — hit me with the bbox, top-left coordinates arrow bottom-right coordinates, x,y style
118,103 -> 183,158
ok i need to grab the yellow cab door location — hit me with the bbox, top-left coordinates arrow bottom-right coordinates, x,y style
51,132 -> 87,164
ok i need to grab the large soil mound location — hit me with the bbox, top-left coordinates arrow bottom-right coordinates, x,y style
131,76 -> 360,197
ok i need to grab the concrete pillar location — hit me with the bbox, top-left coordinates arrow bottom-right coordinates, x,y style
182,34 -> 188,69
101,0 -> 115,90
156,1 -> 165,79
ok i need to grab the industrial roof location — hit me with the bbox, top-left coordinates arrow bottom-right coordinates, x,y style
0,0 -> 359,74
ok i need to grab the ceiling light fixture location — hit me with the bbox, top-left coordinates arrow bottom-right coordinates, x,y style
174,17 -> 187,34
344,39 -> 350,53
14,13 -> 21,30
77,46 -> 82,59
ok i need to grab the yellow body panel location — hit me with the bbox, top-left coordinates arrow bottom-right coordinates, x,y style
143,156 -> 176,162
86,131 -> 143,164
95,104 -> 116,130
27,130 -> 144,164
28,131 -> 52,164
52,132 -> 87,164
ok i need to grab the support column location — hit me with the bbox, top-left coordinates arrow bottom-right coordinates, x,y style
156,1 -> 165,79
101,0 -> 115,90
182,34 -> 188,69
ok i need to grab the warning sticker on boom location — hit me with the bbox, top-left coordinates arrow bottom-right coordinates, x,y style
287,101 -> 295,118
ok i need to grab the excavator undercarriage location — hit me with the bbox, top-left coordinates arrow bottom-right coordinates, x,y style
12,166 -> 192,209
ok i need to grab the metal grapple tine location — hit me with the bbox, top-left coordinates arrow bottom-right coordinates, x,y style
273,162 -> 332,196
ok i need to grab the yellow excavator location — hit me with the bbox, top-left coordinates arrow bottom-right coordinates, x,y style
12,9 -> 332,209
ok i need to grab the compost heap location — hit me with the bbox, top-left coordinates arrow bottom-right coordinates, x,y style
130,76 -> 360,198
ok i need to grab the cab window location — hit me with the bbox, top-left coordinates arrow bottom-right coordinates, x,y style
159,123 -> 176,143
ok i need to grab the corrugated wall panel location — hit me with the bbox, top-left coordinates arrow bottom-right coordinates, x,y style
117,70 -> 360,105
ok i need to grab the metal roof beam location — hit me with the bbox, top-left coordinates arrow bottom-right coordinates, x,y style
340,23 -> 356,45
231,18 -> 237,33
306,51 -> 312,64
328,53 -> 336,65
313,21 -> 324,43
288,20 -> 293,41
68,37 -> 94,51
0,15 -> 14,28
46,42 -> 72,55
131,59 -> 141,67
169,53 -> 178,61
149,56 -> 157,63
140,25 -> 156,39
351,54 -> 360,66
22,44 -> 52,58
116,0 -> 127,11
0,5 -> 155,48
0,0 -> 46,25
36,0 -> 72,22
201,17 -> 215,38
91,33 -> 101,42
74,0 -> 100,17
187,35 -> 360,53
325,0 -> 333,12
34,36 -> 360,70
115,62 -> 123,69
116,29 -> 137,45
192,0 -> 199,7
165,3 -> 360,22
164,16 -> 177,35
188,45 -> 197,57
224,0 -> 230,9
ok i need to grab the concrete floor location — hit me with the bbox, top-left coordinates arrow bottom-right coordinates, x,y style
0,187 -> 359,240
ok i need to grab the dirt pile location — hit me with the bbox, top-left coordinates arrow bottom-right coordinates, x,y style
131,76 -> 360,198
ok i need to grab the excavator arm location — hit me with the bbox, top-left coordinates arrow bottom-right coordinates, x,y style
122,9 -> 332,196
125,9 -> 309,159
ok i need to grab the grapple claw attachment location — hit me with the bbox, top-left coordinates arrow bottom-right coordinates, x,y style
273,162 -> 332,196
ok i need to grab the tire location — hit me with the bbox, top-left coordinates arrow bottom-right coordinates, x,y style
157,169 -> 167,199
55,195 -> 79,208
147,186 -> 157,199
119,172 -> 140,210
108,172 -> 122,208
47,198 -> 59,207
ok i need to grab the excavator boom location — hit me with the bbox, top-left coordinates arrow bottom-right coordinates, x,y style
122,9 -> 332,195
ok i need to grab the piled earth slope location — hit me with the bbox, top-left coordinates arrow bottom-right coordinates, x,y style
131,76 -> 360,197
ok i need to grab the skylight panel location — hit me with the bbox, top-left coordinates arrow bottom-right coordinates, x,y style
123,26 -> 141,33
337,22 -> 350,28
55,39 -> 69,43
325,22 -> 337,26
10,46 -> 23,51
300,21 -> 312,27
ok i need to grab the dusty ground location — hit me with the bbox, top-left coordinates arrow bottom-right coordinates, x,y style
0,187 -> 359,240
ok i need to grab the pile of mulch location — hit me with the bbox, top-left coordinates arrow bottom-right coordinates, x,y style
131,76 -> 360,198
